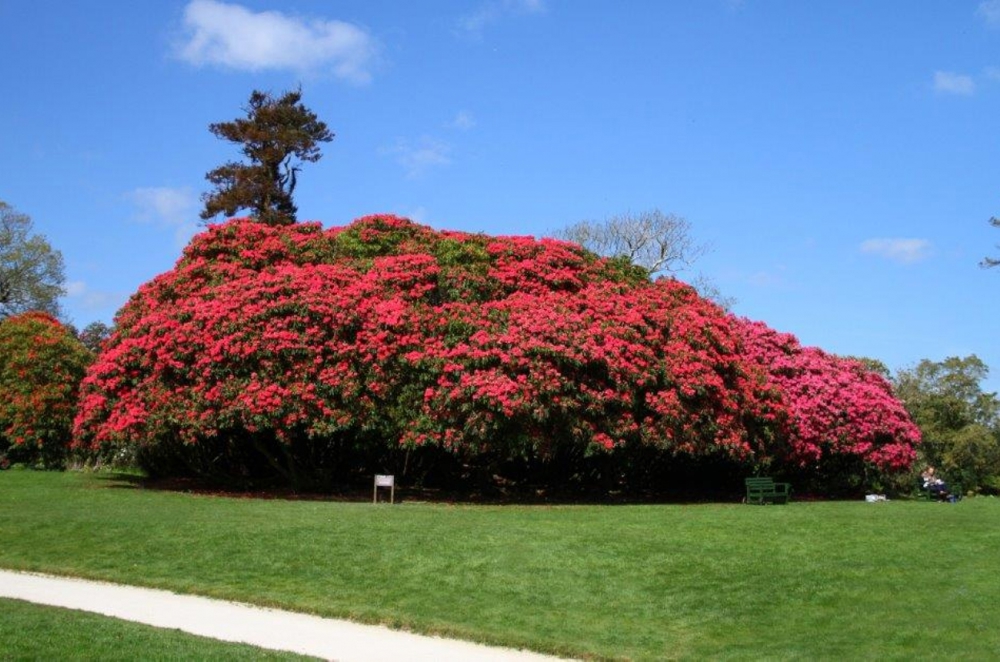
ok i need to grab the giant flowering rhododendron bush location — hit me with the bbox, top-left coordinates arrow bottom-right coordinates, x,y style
735,320 -> 919,471
73,216 -> 918,492
0,312 -> 92,468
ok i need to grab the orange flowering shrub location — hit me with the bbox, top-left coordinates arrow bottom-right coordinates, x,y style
0,312 -> 92,468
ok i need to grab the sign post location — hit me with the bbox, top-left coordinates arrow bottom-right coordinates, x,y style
373,474 -> 395,504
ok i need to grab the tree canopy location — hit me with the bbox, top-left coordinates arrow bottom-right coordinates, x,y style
0,201 -> 65,320
895,355 -> 1000,493
77,321 -> 112,354
200,89 -> 334,226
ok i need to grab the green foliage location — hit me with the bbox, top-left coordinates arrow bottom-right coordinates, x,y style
77,321 -> 112,354
941,424 -> 1000,493
845,355 -> 892,380
330,213 -> 442,264
0,312 -> 92,468
201,88 -> 334,226
0,201 -> 65,320
595,252 -> 652,286
895,355 -> 1000,493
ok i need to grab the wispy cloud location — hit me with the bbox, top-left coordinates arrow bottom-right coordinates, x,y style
381,137 -> 452,179
458,0 -> 546,36
860,238 -> 932,264
126,186 -> 200,246
977,0 -> 1000,26
448,110 -> 476,131
175,0 -> 379,83
933,71 -> 976,95
65,281 -> 126,316
400,206 -> 429,224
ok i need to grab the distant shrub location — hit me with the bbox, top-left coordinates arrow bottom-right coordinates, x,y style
940,424 -> 1000,495
0,312 -> 92,468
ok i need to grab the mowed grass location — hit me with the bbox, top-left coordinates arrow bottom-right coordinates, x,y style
0,597 -> 317,660
1,470 -> 999,660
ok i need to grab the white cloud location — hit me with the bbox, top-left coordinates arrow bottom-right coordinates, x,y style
978,0 -> 1000,26
175,0 -> 378,83
65,281 -> 126,315
933,71 -> 976,95
126,186 -> 200,246
458,0 -> 546,36
449,110 -> 476,131
860,238 -> 932,264
382,138 -> 452,179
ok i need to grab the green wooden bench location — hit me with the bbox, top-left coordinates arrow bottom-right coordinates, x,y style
918,480 -> 961,502
745,477 -> 792,505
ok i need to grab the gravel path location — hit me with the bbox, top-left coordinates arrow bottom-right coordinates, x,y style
0,570 -> 569,661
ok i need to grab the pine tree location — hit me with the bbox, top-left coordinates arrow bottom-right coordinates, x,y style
201,89 -> 333,226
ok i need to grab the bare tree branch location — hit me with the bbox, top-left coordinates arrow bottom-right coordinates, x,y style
556,209 -> 707,275
555,209 -> 734,309
982,216 -> 1000,268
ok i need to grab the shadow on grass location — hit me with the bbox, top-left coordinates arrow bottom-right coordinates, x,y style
102,474 -> 936,506
68,466 -> 907,505
112,474 -> 753,506
89,471 -> 146,490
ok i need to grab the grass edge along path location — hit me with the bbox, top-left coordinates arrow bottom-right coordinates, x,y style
0,570 -> 561,661
1,469 -> 999,660
0,597 -> 316,661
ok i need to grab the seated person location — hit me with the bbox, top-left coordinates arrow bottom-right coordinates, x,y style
920,466 -> 952,501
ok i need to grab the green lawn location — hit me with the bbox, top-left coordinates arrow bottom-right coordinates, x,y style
1,469 -> 998,660
0,597 -> 316,660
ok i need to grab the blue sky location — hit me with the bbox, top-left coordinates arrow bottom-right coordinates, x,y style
2,0 -> 998,390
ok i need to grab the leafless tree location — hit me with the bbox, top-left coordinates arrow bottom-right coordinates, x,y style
556,209 -> 707,276
556,209 -> 735,309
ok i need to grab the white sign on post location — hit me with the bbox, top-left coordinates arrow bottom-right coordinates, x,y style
373,474 -> 395,504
